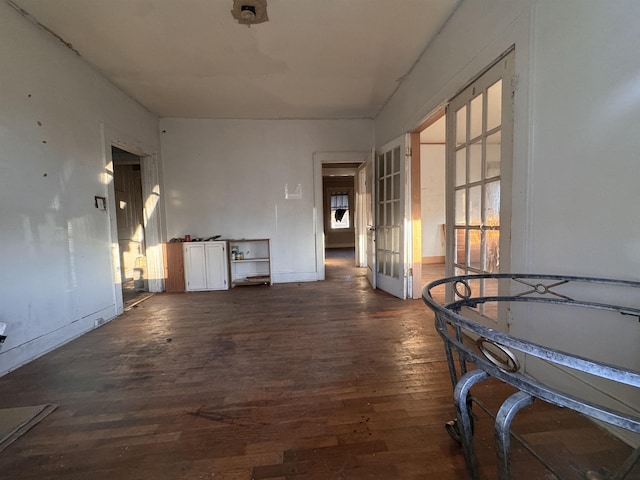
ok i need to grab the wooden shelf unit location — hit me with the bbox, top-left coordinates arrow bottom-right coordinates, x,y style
228,239 -> 272,287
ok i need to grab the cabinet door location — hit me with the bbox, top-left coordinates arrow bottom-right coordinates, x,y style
184,244 -> 207,291
164,243 -> 185,292
205,242 -> 228,290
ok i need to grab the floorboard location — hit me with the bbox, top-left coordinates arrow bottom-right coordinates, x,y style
0,249 -> 636,479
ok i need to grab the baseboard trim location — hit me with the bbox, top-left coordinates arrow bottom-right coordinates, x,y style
0,304 -> 117,376
422,256 -> 445,265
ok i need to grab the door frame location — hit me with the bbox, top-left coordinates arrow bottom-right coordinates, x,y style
410,105 -> 447,299
365,147 -> 376,288
355,162 -> 367,267
102,124 -> 164,315
312,151 -> 369,280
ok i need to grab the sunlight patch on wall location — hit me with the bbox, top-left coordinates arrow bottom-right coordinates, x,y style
102,161 -> 114,185
143,184 -> 160,228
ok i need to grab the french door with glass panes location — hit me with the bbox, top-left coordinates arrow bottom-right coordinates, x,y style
446,49 -> 514,330
375,136 -> 408,299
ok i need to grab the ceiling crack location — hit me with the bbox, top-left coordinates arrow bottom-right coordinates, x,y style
8,1 -> 81,56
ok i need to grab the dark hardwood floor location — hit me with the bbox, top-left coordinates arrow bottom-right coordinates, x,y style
0,249 -> 636,479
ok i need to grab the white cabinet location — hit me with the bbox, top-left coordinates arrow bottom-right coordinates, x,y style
228,239 -> 272,287
183,241 -> 229,291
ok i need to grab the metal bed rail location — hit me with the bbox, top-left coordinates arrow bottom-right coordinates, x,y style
422,273 -> 640,480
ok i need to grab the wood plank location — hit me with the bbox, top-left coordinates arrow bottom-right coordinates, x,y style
0,248 -> 636,479
163,242 -> 185,292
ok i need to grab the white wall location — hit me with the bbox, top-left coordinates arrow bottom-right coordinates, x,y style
517,0 -> 640,445
0,3 -> 160,375
160,118 -> 373,283
420,145 -> 445,259
376,0 -> 640,445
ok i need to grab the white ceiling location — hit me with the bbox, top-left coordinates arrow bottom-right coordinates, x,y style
10,0 -> 460,119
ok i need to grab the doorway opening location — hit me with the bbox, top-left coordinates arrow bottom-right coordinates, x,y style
321,162 -> 361,272
111,146 -> 149,307
410,111 -> 447,298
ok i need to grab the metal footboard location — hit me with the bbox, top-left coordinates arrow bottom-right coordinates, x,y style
422,274 -> 640,480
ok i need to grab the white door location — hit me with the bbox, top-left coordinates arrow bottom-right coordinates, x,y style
446,49 -> 514,329
365,148 -> 376,288
375,136 -> 408,299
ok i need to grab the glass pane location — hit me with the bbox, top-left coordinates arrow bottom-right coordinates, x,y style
469,229 -> 482,270
385,201 -> 392,226
469,185 -> 482,225
455,189 -> 466,225
455,228 -> 466,265
330,192 -> 350,229
377,251 -> 385,274
487,79 -> 502,131
384,202 -> 391,226
469,141 -> 482,183
392,226 -> 400,254
377,227 -> 385,250
386,228 -> 392,252
461,280 -> 481,311
331,210 -> 349,229
456,106 -> 467,145
483,279 -> 498,321
385,151 -> 392,177
393,146 -> 401,174
485,229 -> 500,273
392,253 -> 400,279
393,198 -> 400,226
485,180 -> 500,273
454,264 -> 468,300
485,181 -> 500,227
384,251 -> 391,275
378,154 -> 384,177
467,278 -> 481,300
484,277 -> 499,296
456,148 -> 466,186
486,131 -> 501,178
386,201 -> 391,226
470,93 -> 483,140
393,172 -> 400,200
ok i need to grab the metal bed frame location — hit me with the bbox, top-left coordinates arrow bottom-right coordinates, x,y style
422,273 -> 640,480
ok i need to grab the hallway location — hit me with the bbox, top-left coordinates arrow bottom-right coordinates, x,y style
0,252 -> 635,479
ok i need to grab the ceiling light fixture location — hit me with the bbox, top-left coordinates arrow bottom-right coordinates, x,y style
231,0 -> 268,25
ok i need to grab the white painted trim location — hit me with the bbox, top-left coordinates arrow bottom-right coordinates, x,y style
140,153 -> 165,293
101,123 -> 164,313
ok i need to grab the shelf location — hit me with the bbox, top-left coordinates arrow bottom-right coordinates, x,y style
232,275 -> 271,286
228,239 -> 272,288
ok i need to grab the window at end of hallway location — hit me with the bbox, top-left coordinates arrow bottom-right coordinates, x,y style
330,192 -> 350,229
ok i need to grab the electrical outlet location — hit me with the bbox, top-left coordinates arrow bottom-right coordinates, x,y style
0,322 -> 6,344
